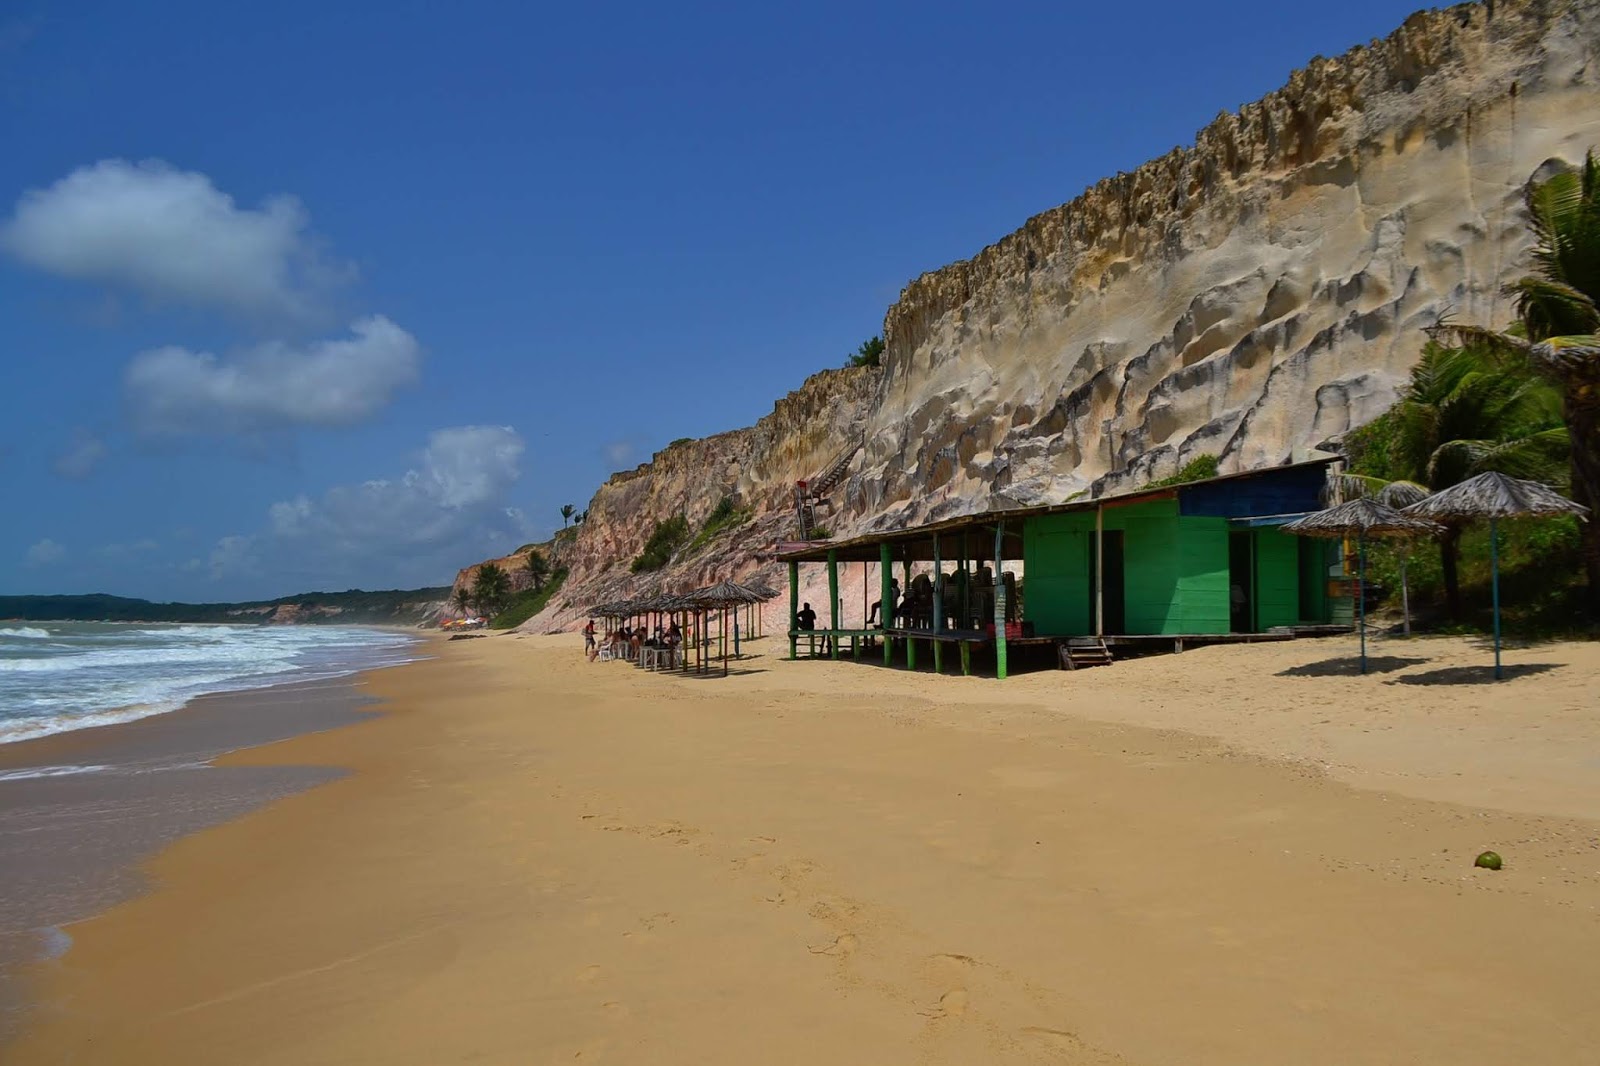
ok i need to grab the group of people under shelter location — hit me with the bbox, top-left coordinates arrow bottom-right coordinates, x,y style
583,617 -> 682,663
799,565 -> 1021,635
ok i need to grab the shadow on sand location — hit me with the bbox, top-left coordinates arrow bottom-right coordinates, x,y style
1386,663 -> 1560,686
1276,655 -> 1429,678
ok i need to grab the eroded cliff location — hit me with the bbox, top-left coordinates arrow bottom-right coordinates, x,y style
522,0 -> 1600,631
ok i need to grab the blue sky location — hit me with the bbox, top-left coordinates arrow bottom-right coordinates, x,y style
1,0 -> 1428,601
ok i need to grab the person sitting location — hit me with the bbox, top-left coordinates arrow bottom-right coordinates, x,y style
867,579 -> 901,626
796,602 -> 816,630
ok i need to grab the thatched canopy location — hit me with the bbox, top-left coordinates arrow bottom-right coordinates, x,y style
1402,471 -> 1591,522
1376,480 -> 1430,509
743,580 -> 779,599
690,580 -> 769,607
1282,498 -> 1445,539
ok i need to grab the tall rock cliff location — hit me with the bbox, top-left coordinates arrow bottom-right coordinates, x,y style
522,0 -> 1600,631
864,0 -> 1600,529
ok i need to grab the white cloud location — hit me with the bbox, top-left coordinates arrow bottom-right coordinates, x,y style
603,440 -> 634,466
125,315 -> 421,436
93,538 -> 159,559
52,428 -> 107,479
0,159 -> 351,318
208,426 -> 532,589
25,538 -> 65,566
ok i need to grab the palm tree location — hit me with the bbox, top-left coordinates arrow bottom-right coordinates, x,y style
525,550 -> 550,592
1438,151 -> 1600,614
560,504 -> 576,528
452,588 -> 473,615
472,562 -> 511,617
1365,342 -> 1567,616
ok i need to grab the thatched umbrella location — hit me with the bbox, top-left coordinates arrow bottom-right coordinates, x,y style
1404,471 -> 1591,679
1283,498 -> 1444,673
1376,481 -> 1432,635
689,581 -> 768,675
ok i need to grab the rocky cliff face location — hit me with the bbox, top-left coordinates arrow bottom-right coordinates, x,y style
525,367 -> 878,630
520,0 -> 1600,631
865,0 -> 1600,529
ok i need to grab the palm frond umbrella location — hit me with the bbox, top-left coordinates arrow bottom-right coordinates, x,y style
1283,499 -> 1445,673
1404,471 -> 1591,679
1376,481 -> 1432,636
689,581 -> 768,675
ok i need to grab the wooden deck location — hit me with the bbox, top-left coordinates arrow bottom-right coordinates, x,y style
788,623 -> 1354,675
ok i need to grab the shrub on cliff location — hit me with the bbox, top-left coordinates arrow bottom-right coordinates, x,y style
490,568 -> 568,629
1149,454 -> 1219,488
846,336 -> 885,368
688,496 -> 752,552
630,515 -> 690,572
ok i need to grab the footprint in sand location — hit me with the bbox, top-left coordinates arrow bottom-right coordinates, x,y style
601,1000 -> 630,1022
576,964 -> 603,984
808,932 -> 858,958
920,988 -> 969,1019
1021,1026 -> 1085,1049
928,952 -> 977,968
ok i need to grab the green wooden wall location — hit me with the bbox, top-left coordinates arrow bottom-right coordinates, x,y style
1023,502 -> 1318,636
1253,528 -> 1300,630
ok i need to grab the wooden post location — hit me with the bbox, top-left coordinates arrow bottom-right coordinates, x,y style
959,641 -> 971,676
1095,503 -> 1104,637
908,634 -> 917,671
879,542 -> 893,666
994,520 -> 1008,680
788,560 -> 799,660
932,534 -> 944,674
959,535 -> 968,629
827,549 -> 840,661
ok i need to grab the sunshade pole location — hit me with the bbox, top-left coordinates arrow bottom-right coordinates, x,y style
1491,517 -> 1502,681
1358,533 -> 1368,675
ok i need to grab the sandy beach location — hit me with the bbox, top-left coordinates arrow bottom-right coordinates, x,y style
6,631 -> 1599,1064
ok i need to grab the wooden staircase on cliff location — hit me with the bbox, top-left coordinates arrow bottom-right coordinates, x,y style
795,434 -> 863,539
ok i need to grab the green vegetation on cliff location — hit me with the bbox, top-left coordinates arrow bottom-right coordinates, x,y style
490,568 -> 569,630
631,515 -> 690,572
688,496 -> 752,552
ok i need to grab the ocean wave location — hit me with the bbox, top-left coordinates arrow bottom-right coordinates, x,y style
0,623 -> 423,744
0,763 -> 112,782
0,626 -> 52,639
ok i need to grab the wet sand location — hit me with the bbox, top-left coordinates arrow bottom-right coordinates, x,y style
5,631 -> 1599,1064
0,677 -> 385,1037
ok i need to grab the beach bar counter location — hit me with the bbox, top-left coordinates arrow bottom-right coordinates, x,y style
779,459 -> 1350,678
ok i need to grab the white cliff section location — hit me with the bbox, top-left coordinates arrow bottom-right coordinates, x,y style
862,0 -> 1600,532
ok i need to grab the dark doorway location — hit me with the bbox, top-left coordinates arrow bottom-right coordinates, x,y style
1088,529 -> 1126,634
1297,537 -> 1328,624
1229,531 -> 1255,632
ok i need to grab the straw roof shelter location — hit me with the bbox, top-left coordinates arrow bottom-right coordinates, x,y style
681,581 -> 768,675
1282,499 -> 1444,673
1404,471 -> 1591,678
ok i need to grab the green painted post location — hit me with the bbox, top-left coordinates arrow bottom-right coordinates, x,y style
908,634 -> 917,671
880,543 -> 893,666
932,535 -> 944,674
994,521 -> 1008,680
959,641 -> 971,676
788,560 -> 799,660
827,549 -> 840,661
